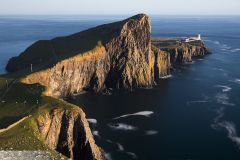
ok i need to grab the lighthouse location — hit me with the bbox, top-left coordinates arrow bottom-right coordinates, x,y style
197,34 -> 201,40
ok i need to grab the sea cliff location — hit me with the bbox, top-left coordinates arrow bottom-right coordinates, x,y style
36,106 -> 104,160
2,14 -> 209,160
13,14 -> 164,98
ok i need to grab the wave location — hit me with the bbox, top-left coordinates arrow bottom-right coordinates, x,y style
222,44 -> 231,49
72,91 -> 87,96
214,85 -> 232,92
116,143 -> 124,151
104,153 -> 113,160
105,140 -> 137,159
212,68 -> 225,72
204,40 -> 221,45
233,79 -> 240,84
87,118 -> 97,124
211,107 -> 225,130
113,111 -> 154,120
145,130 -> 159,135
231,48 -> 240,53
92,130 -> 100,137
160,75 -> 173,79
218,121 -> 240,147
126,152 -> 137,159
215,93 -> 235,106
229,78 -> 240,85
108,123 -> 137,131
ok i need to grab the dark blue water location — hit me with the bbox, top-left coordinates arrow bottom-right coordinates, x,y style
1,15 -> 240,160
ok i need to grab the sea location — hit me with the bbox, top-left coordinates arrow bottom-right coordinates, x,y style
0,15 -> 240,160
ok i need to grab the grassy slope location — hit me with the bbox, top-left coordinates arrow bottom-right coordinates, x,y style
0,75 -> 76,159
6,18 -> 123,73
0,77 -> 79,159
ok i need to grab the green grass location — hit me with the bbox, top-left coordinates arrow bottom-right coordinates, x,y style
0,75 -> 75,159
0,115 -> 68,159
0,78 -> 43,128
6,17 -> 123,74
151,38 -> 180,48
151,38 -> 203,49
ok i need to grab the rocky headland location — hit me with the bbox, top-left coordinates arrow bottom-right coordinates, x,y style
1,14 -> 209,160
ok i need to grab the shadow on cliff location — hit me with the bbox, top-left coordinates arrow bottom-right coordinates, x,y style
5,15 -> 136,77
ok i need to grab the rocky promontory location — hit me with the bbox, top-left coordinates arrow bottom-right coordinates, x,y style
152,38 -> 208,64
8,14 -> 168,98
2,14 -> 209,160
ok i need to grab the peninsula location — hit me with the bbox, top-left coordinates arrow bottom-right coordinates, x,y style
0,14 -> 209,160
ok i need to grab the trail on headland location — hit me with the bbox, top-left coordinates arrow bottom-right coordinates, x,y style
0,115 -> 31,134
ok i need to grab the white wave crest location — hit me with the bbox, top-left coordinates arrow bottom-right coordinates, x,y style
92,131 -> 100,137
145,130 -> 159,135
212,68 -> 225,72
160,75 -> 173,79
231,48 -> 240,53
214,85 -> 232,92
233,79 -> 240,84
222,44 -> 231,49
219,121 -> 240,147
116,143 -> 124,151
113,111 -> 154,120
87,118 -> 97,124
104,153 -> 113,160
126,152 -> 137,159
215,93 -> 235,106
108,123 -> 137,131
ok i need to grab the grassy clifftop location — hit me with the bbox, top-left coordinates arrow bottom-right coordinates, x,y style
0,76 -> 72,159
6,14 -> 146,73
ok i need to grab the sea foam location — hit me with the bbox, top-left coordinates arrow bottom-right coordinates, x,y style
108,123 -> 137,131
113,111 -> 154,120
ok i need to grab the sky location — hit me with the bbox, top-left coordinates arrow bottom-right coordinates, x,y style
0,0 -> 240,15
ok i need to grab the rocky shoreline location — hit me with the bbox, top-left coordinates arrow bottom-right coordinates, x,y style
1,14 -> 209,160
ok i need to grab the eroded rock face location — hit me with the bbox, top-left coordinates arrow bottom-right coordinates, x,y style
152,46 -> 171,79
21,14 -> 162,97
161,42 -> 208,63
37,108 -> 104,160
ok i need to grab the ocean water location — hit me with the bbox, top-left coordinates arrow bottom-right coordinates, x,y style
1,15 -> 240,159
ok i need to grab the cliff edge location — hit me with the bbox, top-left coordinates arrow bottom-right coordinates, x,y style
9,14 -> 168,98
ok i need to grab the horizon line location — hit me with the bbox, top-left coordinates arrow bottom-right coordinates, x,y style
0,14 -> 240,16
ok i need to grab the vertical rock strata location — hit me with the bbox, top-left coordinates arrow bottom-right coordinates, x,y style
37,107 -> 104,160
161,42 -> 208,63
21,14 -> 159,97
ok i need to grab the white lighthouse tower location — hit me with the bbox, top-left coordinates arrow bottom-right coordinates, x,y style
197,34 -> 201,40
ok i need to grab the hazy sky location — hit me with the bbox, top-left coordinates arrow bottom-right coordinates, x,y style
0,0 -> 240,15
